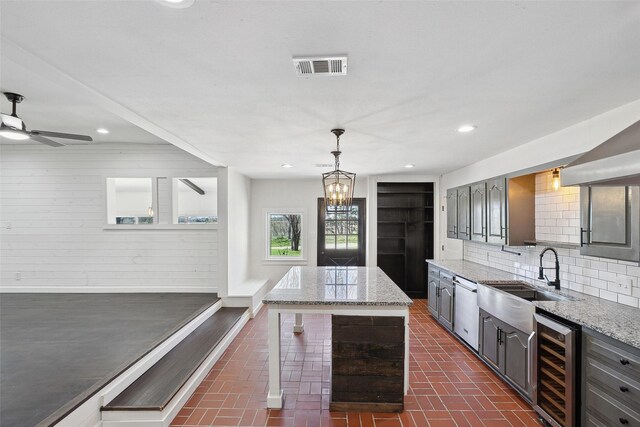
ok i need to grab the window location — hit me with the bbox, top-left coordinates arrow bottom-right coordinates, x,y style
106,178 -> 154,225
106,176 -> 218,227
172,178 -> 218,224
265,209 -> 305,262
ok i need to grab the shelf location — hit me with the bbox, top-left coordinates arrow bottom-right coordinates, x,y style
377,236 -> 405,239
377,252 -> 406,256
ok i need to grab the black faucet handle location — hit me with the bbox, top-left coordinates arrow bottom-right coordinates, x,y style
538,266 -> 545,280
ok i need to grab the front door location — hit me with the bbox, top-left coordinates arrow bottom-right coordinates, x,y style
317,198 -> 366,266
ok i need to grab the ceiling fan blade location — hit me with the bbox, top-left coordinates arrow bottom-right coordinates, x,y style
31,130 -> 93,141
30,134 -> 65,147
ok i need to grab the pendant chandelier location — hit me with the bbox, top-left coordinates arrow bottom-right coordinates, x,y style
322,128 -> 356,211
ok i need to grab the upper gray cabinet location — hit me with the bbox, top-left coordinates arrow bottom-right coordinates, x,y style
486,177 -> 507,245
446,188 -> 458,239
457,186 -> 471,240
446,174 -> 534,246
580,186 -> 640,262
471,182 -> 486,242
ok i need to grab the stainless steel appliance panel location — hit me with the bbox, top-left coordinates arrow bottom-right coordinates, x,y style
454,277 -> 478,351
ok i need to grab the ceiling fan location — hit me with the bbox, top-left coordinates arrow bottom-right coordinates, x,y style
0,92 -> 93,147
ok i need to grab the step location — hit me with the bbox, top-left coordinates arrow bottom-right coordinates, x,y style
102,307 -> 247,412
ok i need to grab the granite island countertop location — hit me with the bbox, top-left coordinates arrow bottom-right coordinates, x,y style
427,259 -> 640,349
263,266 -> 413,306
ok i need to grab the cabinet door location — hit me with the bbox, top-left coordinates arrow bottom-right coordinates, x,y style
479,311 -> 501,371
581,186 -> 640,262
470,182 -> 486,242
427,270 -> 439,317
438,282 -> 454,331
502,326 -> 530,395
457,187 -> 471,240
486,177 -> 507,245
446,188 -> 458,238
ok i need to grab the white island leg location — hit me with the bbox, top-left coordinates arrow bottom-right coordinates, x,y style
267,308 -> 284,408
293,313 -> 304,334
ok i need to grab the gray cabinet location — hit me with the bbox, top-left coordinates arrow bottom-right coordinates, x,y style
446,188 -> 458,239
470,182 -> 486,242
580,186 -> 640,262
583,328 -> 640,427
479,310 -> 501,370
438,280 -> 454,331
427,266 -> 439,317
502,326 -> 529,393
486,177 -> 507,245
446,174 -> 534,246
426,264 -> 454,332
457,187 -> 471,240
479,309 -> 530,396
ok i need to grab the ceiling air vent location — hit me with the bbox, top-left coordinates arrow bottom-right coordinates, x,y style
293,56 -> 348,77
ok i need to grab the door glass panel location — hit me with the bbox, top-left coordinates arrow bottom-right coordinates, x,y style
591,186 -> 627,244
348,235 -> 358,249
325,235 -> 336,249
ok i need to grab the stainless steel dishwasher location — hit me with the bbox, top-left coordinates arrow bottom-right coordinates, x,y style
454,276 -> 479,351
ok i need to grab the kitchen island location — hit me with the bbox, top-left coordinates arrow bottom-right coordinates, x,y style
262,266 -> 412,411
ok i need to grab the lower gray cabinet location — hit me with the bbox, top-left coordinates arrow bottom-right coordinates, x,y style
479,309 -> 530,396
426,264 -> 454,332
502,326 -> 529,393
427,267 -> 439,317
479,310 -> 501,370
438,281 -> 454,331
583,328 -> 640,426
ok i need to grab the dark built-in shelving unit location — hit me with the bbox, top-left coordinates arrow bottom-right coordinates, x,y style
377,182 -> 434,298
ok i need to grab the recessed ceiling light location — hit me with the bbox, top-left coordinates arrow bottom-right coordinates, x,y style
281,163 -> 293,168
96,128 -> 109,134
458,125 -> 477,133
404,164 -> 415,168
157,0 -> 195,8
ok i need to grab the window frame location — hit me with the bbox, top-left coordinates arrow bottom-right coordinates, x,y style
103,175 -> 218,230
263,208 -> 307,265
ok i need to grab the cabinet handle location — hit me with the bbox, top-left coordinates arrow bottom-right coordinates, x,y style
500,227 -> 505,239
621,358 -> 630,366
580,227 -> 590,247
620,386 -> 629,393
619,418 -> 629,425
497,327 -> 503,345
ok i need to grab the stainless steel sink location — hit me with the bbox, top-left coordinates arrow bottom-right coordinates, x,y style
477,281 -> 570,333
481,281 -> 570,302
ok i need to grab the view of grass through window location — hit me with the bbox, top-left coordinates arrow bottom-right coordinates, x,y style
269,214 -> 302,257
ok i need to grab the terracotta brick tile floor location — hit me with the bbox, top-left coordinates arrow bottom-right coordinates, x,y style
171,299 -> 540,427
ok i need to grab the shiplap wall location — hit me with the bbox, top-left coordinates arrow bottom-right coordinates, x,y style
0,143 -> 218,292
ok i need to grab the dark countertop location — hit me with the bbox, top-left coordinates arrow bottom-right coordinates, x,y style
426,259 -> 640,349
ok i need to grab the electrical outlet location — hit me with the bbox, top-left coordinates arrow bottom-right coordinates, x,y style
15,272 -> 21,281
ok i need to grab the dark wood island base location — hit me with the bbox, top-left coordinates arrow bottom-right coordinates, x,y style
330,315 -> 405,413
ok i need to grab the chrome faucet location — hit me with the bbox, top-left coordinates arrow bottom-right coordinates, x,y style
538,247 -> 561,290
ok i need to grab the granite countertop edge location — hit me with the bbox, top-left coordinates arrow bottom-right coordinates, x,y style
426,258 -> 640,349
262,299 -> 413,306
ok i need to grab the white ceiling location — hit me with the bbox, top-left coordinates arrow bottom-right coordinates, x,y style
1,1 -> 639,178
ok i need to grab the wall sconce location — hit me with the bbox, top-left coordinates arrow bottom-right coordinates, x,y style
552,168 -> 561,191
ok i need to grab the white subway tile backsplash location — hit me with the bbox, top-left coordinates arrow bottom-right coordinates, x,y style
461,170 -> 640,306
600,290 -> 619,302
618,295 -> 639,308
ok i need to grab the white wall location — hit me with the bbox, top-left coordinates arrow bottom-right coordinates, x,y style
226,168 -> 251,294
249,178 -> 369,286
0,143 -> 219,292
440,98 -> 640,260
